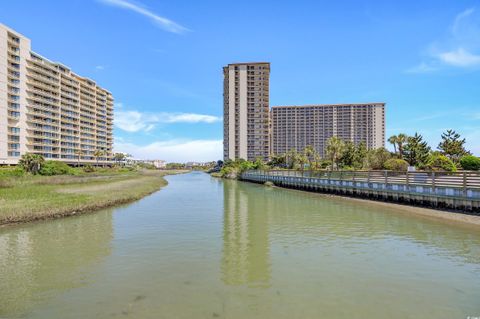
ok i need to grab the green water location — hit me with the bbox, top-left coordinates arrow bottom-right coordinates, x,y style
1,172 -> 479,318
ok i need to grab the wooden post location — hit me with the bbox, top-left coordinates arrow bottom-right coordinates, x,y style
463,171 -> 467,197
431,171 -> 436,193
384,170 -> 388,185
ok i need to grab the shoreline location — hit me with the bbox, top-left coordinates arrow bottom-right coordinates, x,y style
0,170 -> 188,227
238,178 -> 480,228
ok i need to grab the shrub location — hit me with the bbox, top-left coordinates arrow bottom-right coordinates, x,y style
460,155 -> 480,171
426,154 -> 456,172
83,164 -> 95,173
364,148 -> 392,170
0,167 -> 25,177
40,161 -> 73,176
383,158 -> 409,171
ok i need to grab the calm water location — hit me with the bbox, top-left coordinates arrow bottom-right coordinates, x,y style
1,172 -> 479,318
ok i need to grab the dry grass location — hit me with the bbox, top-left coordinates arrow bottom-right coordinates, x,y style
0,169 -> 187,225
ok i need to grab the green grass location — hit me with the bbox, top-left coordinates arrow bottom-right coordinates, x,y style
0,169 -> 187,225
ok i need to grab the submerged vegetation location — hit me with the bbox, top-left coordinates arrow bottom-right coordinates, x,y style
216,129 -> 478,179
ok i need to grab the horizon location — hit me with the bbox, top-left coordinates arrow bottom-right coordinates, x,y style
1,0 -> 479,161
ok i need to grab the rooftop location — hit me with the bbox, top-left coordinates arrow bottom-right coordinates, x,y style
272,102 -> 386,109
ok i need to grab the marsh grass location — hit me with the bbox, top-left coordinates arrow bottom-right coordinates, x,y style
0,169 -> 187,225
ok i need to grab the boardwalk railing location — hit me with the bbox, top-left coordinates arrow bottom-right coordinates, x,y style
241,170 -> 480,211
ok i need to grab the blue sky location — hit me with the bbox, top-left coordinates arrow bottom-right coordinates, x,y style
2,0 -> 479,161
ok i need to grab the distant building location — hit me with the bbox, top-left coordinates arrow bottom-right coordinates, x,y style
185,161 -> 214,168
152,160 -> 166,169
0,24 -> 114,165
128,159 -> 166,169
271,103 -> 385,156
221,62 -> 387,161
223,62 -> 270,161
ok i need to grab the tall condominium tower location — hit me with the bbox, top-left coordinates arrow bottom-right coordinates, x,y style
0,24 -> 113,165
223,62 -> 270,161
271,103 -> 385,156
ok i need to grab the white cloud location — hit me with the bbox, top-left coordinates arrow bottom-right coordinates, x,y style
115,110 -> 221,133
405,62 -> 437,74
437,48 -> 480,67
409,7 -> 480,72
98,0 -> 189,34
452,8 -> 475,35
115,139 -> 223,162
95,65 -> 106,70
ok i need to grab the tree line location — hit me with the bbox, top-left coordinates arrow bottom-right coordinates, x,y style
218,129 -> 479,178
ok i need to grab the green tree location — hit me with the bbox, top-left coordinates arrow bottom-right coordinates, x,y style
286,148 -> 298,169
74,149 -> 84,167
303,145 -> 317,170
437,129 -> 470,164
426,153 -> 456,172
326,137 -> 346,170
396,133 -> 408,158
93,149 -> 104,167
340,141 -> 356,169
403,133 -> 431,167
354,142 -> 367,169
312,153 -> 323,170
253,157 -> 268,170
383,158 -> 409,171
388,135 -> 398,154
113,152 -> 126,165
297,152 -> 308,171
268,154 -> 287,168
18,153 -> 45,175
460,155 -> 480,171
364,148 -> 391,170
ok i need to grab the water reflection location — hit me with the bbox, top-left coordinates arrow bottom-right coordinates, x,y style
222,180 -> 271,286
0,210 -> 113,316
0,173 -> 479,319
221,179 -> 480,288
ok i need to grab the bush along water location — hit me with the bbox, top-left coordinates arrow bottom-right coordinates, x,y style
460,155 -> 480,171
214,129 -> 477,178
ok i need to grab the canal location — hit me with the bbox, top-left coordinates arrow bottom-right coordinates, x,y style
1,172 -> 479,318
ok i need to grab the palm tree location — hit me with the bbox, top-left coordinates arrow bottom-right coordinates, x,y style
397,133 -> 408,158
297,153 -> 308,171
18,153 -> 45,175
286,148 -> 298,169
326,136 -> 346,170
113,152 -> 126,165
388,135 -> 398,154
93,149 -> 104,167
74,149 -> 84,167
304,145 -> 316,170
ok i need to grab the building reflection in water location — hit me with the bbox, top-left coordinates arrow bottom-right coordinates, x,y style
220,178 -> 480,288
0,209 -> 114,316
221,180 -> 272,287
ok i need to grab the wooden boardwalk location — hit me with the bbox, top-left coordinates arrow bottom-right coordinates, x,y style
241,170 -> 480,213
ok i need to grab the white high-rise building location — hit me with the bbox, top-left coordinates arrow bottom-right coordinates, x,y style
0,24 -> 113,165
271,103 -> 386,156
223,62 -> 270,161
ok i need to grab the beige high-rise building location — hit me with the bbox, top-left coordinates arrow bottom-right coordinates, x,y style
271,103 -> 385,156
223,62 -> 270,161
0,24 -> 113,165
